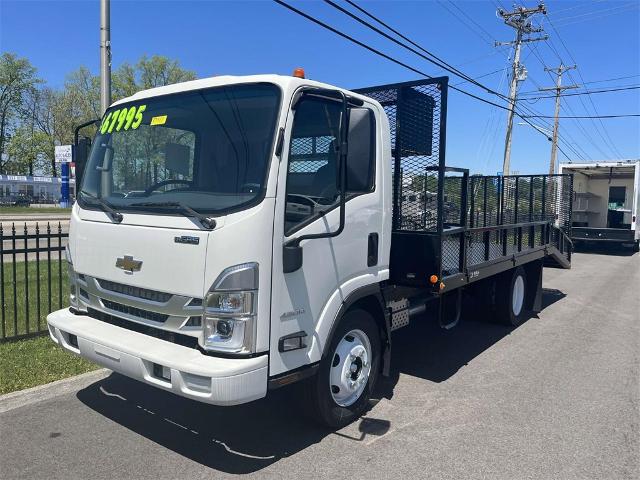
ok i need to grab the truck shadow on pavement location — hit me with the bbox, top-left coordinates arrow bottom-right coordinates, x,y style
76,287 -> 565,474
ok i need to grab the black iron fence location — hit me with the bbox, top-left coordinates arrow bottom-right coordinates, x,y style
0,222 -> 69,342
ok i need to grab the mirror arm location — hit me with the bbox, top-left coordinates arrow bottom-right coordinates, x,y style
74,119 -> 100,146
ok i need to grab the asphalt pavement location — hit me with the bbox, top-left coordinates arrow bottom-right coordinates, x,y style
1,249 -> 638,479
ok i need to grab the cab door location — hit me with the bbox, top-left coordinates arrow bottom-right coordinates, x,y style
269,94 -> 387,377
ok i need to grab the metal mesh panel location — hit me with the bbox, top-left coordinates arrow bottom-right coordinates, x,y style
289,136 -> 333,173
443,175 -> 464,226
355,79 -> 446,232
462,174 -> 573,272
441,237 -> 460,276
467,231 -> 486,265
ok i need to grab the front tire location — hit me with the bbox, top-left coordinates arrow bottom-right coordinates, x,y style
305,309 -> 381,428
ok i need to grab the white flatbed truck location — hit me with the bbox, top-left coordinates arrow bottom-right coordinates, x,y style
559,160 -> 639,251
48,73 -> 573,427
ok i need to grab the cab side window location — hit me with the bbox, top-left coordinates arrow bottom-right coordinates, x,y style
285,98 -> 376,235
285,98 -> 342,234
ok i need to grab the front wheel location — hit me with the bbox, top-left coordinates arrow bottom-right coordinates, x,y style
304,309 -> 381,428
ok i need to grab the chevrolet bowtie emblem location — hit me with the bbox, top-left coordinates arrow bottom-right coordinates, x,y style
115,255 -> 143,273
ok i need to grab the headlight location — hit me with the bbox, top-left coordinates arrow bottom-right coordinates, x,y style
203,263 -> 258,354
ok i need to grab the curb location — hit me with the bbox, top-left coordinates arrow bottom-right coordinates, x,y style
0,368 -> 110,414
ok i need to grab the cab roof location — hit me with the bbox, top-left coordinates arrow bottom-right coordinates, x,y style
110,74 -> 374,108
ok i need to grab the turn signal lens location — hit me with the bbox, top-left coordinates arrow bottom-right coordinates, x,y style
429,274 -> 438,284
293,67 -> 305,78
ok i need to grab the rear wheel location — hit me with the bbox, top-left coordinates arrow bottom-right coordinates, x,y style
304,309 -> 381,428
495,266 -> 528,326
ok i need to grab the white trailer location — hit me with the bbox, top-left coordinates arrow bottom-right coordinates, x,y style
559,160 -> 640,251
48,74 -> 573,427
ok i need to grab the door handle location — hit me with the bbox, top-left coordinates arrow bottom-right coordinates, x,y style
367,233 -> 379,267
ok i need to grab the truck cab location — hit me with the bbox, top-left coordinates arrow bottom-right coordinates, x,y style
48,74 -> 392,426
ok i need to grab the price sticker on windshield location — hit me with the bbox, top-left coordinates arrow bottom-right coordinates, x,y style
100,104 -> 147,134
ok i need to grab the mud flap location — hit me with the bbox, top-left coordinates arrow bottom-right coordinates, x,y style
382,306 -> 392,377
524,260 -> 544,313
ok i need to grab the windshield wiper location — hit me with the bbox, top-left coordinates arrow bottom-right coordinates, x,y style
80,191 -> 123,223
129,201 -> 216,230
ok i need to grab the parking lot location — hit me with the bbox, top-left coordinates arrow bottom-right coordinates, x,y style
1,249 -> 638,479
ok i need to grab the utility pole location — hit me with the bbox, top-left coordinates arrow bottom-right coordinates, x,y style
539,64 -> 578,175
100,0 -> 111,115
496,2 -> 547,176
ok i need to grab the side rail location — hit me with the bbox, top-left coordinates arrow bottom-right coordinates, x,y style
441,220 -> 552,279
438,172 -> 573,286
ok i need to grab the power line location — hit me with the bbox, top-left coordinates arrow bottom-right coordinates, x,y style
517,47 -> 591,161
331,0 -> 508,99
580,74 -> 640,86
526,39 -> 611,160
343,0 -> 585,162
272,0 -> 519,113
553,2 -> 639,28
452,68 -> 507,87
551,0 -> 607,16
436,0 -> 495,46
520,80 -> 640,94
520,85 -> 640,99
272,0 -> 587,160
522,113 -> 640,119
546,14 -> 626,159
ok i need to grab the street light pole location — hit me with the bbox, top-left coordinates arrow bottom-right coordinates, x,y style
100,0 -> 111,115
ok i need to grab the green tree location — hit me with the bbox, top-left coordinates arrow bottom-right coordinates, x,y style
0,53 -> 41,173
113,55 -> 197,99
1,54 -> 195,177
5,126 -> 50,175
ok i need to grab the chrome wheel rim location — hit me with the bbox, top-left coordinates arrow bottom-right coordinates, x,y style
329,329 -> 372,407
512,275 -> 525,316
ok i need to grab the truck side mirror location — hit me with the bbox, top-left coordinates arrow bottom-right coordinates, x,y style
73,118 -> 100,186
74,137 -> 91,185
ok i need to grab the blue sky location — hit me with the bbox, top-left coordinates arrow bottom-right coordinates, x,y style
1,0 -> 639,174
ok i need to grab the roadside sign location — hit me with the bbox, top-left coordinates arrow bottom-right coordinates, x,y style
55,145 -> 73,163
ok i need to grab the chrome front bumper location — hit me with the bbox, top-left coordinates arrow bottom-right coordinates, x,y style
46,309 -> 268,406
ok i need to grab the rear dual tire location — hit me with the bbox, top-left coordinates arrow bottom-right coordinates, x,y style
476,266 -> 528,327
495,266 -> 528,327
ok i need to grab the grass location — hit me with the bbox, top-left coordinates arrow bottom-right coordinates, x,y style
0,206 -> 71,215
0,259 -> 97,395
1,259 -> 69,339
0,335 -> 98,395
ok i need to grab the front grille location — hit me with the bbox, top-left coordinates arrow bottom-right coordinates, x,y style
101,299 -> 169,323
97,279 -> 173,303
87,308 -> 199,350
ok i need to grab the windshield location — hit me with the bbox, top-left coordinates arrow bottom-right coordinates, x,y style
79,83 -> 281,215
